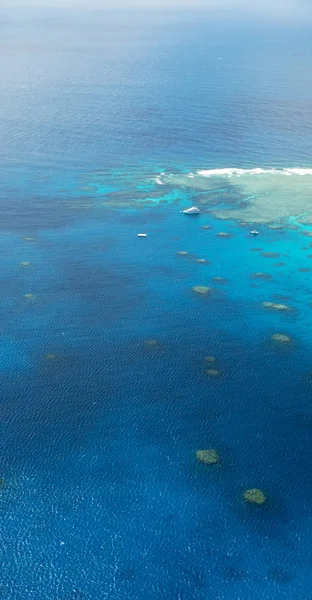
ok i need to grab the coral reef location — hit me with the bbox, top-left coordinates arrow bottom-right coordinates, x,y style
205,368 -> 222,377
165,168 -> 312,223
243,488 -> 266,504
271,333 -> 291,343
250,272 -> 272,280
262,302 -> 291,311
196,449 -> 220,464
177,252 -> 211,265
261,252 -> 280,258
144,339 -> 160,348
44,353 -> 58,361
267,224 -> 284,230
192,286 -> 212,295
212,277 -> 227,284
205,356 -> 216,363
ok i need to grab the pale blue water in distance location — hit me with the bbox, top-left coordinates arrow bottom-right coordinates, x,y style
1,8 -> 312,600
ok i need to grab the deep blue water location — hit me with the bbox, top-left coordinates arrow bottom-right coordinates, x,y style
1,8 -> 312,600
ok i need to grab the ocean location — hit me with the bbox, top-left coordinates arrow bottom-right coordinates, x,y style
1,7 -> 312,599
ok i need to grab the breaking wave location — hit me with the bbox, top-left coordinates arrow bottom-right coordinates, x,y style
197,167 -> 312,178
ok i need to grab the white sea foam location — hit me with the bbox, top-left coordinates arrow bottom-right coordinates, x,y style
154,177 -> 164,185
197,167 -> 312,178
284,168 -> 312,176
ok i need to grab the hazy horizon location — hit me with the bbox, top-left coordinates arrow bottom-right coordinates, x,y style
1,0 -> 312,20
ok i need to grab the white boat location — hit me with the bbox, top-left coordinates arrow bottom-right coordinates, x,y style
138,233 -> 147,237
182,206 -> 201,215
250,229 -> 259,235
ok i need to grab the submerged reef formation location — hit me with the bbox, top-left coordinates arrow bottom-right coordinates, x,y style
177,252 -> 211,265
267,223 -> 284,230
192,286 -> 212,295
205,356 -> 216,363
44,353 -> 58,361
158,168 -> 312,223
250,272 -> 272,280
271,333 -> 292,343
243,488 -> 266,505
144,339 -> 161,349
262,302 -> 291,312
196,449 -> 220,464
205,368 -> 222,377
217,232 -> 233,238
261,252 -> 280,258
20,261 -> 32,267
204,355 -> 222,376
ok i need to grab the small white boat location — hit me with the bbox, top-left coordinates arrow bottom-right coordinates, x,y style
182,206 -> 201,215
138,233 -> 147,237
250,229 -> 259,235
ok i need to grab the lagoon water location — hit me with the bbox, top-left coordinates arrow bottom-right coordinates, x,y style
1,8 -> 312,600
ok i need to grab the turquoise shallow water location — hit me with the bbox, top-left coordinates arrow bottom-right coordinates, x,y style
1,8 -> 312,600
